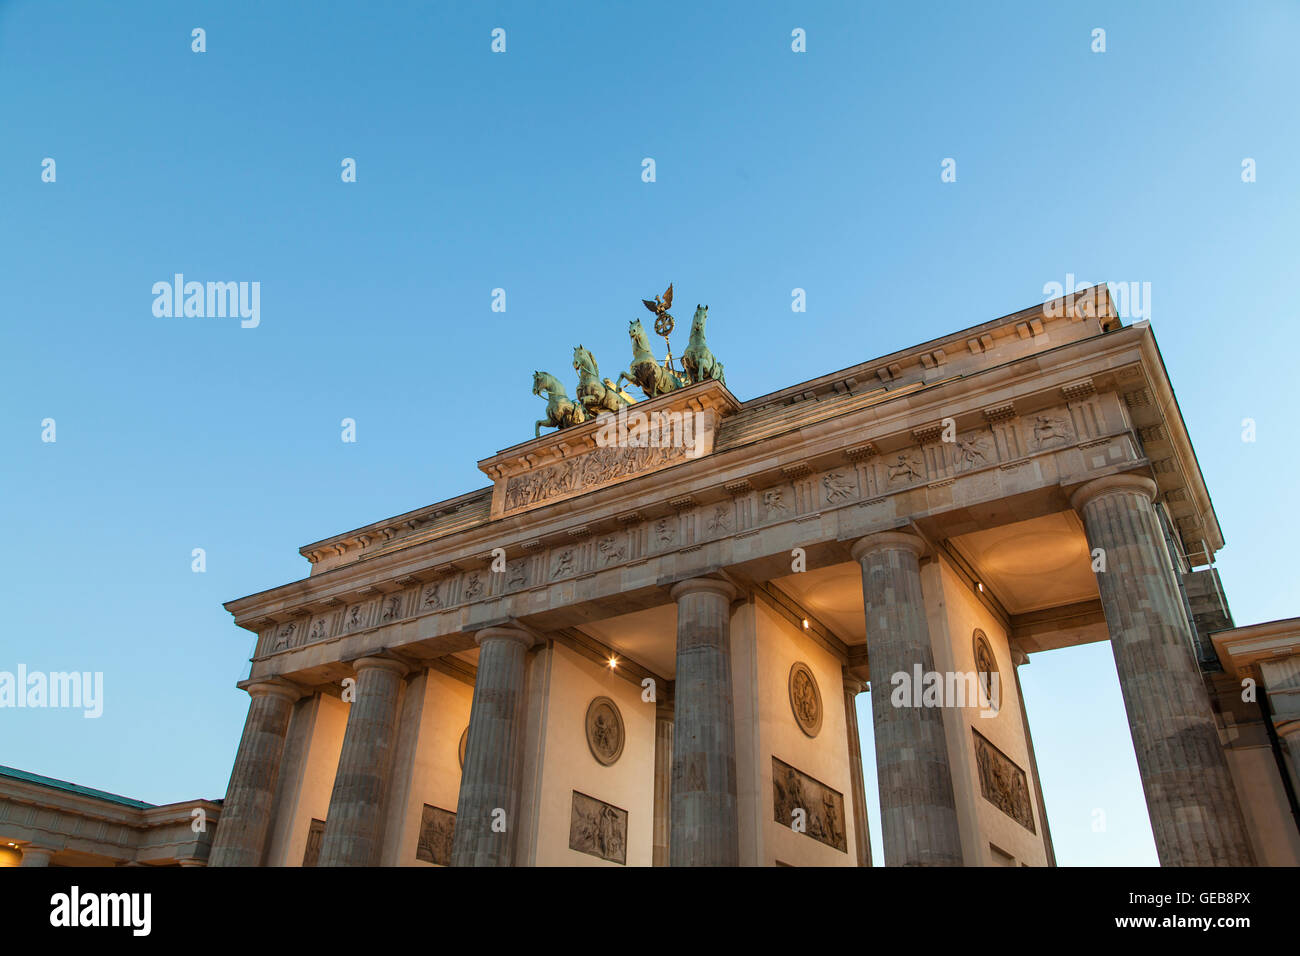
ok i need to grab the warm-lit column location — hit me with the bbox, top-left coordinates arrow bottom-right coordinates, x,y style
669,577 -> 739,867
209,678 -> 302,867
842,675 -> 873,867
450,626 -> 536,867
1072,474 -> 1254,866
653,695 -> 674,867
318,656 -> 409,867
851,531 -> 963,866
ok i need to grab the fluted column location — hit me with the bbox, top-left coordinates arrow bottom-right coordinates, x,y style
653,695 -> 674,867
450,626 -> 536,867
851,531 -> 963,866
669,577 -> 739,866
318,656 -> 409,867
1072,474 -> 1254,866
209,678 -> 302,867
842,676 -> 873,867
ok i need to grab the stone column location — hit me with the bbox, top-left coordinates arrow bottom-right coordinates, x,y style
209,678 -> 302,867
851,531 -> 963,866
1276,724 -> 1300,796
19,847 -> 54,867
318,656 -> 409,867
669,577 -> 739,867
1009,648 -> 1056,866
842,676 -> 873,867
652,695 -> 674,867
451,626 -> 536,867
1072,474 -> 1254,866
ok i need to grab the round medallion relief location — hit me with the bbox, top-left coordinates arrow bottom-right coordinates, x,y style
788,661 -> 823,738
458,726 -> 468,769
585,696 -> 625,766
972,629 -> 1000,708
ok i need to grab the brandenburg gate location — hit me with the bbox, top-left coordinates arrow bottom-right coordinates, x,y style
206,286 -> 1297,867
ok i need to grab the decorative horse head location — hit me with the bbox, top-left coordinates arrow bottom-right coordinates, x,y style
533,369 -> 562,396
629,317 -> 652,352
573,344 -> 598,377
691,304 -> 709,334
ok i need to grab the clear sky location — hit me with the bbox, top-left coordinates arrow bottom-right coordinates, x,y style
3,1 -> 1297,866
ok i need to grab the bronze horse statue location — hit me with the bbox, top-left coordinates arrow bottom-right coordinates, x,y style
573,345 -> 635,418
533,370 -> 586,436
616,317 -> 687,399
681,304 -> 725,387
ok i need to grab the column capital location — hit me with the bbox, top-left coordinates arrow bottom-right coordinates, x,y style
850,529 -> 927,562
843,676 -> 866,696
670,576 -> 737,603
244,677 -> 304,704
473,625 -> 536,650
350,655 -> 411,678
1069,473 -> 1157,512
1010,647 -> 1030,667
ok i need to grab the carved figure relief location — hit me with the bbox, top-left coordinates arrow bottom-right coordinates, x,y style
302,818 -> 325,867
273,623 -> 296,651
568,791 -> 627,864
788,662 -> 823,737
382,596 -> 402,621
771,757 -> 847,853
347,605 -> 363,630
503,443 -> 686,512
972,729 -> 1036,833
423,583 -> 443,609
706,504 -> 730,533
415,804 -> 456,866
972,629 -> 1000,710
463,572 -> 483,600
1031,415 -> 1072,447
309,618 -> 328,642
822,472 -> 855,503
585,696 -> 625,766
762,489 -> 788,515
507,561 -> 528,588
654,518 -> 675,545
956,432 -> 990,469
552,549 -> 576,579
887,453 -> 924,483
597,536 -> 626,564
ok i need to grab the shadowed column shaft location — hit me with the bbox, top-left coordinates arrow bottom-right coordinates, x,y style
1074,475 -> 1254,866
843,677 -> 873,867
318,657 -> 408,867
670,578 -> 739,866
653,700 -> 674,866
450,627 -> 533,867
853,532 -> 963,866
209,681 -> 300,867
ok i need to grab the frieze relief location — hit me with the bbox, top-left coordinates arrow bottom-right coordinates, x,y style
255,398 -> 1119,660
973,729 -> 1036,833
503,443 -> 688,514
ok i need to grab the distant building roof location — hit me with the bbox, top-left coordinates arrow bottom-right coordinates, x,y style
0,765 -> 154,810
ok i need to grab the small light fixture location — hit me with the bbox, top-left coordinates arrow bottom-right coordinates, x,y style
977,582 -> 985,593
802,618 -> 810,630
608,655 -> 619,669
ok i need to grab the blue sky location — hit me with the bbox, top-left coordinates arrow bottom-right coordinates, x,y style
3,1 -> 1297,866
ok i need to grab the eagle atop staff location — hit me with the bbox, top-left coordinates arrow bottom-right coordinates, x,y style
641,282 -> 673,322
